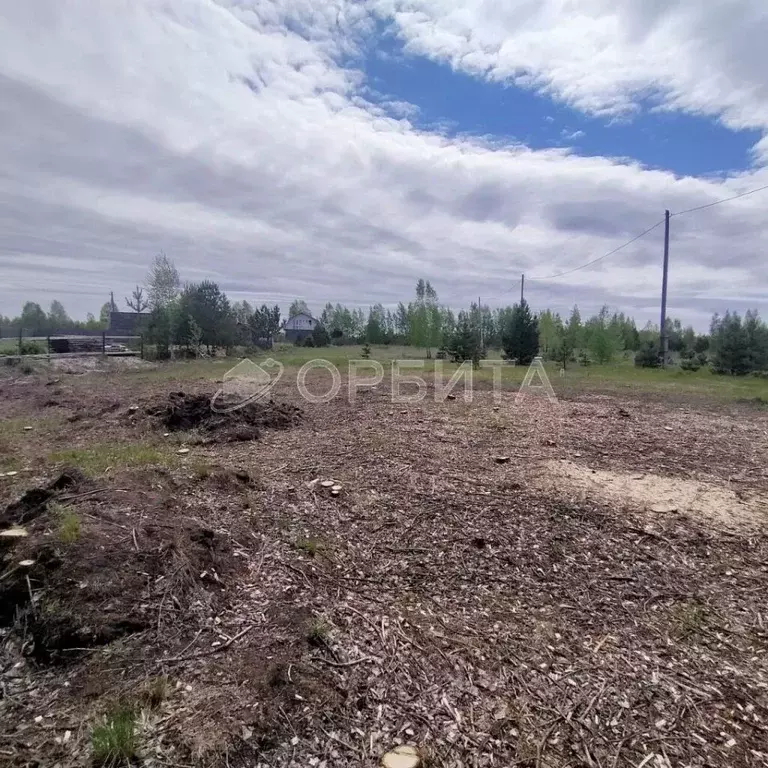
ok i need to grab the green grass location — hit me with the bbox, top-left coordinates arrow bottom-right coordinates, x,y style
110,345 -> 768,402
48,442 -> 176,475
91,707 -> 139,766
51,502 -> 81,544
553,360 -> 768,400
0,339 -> 46,355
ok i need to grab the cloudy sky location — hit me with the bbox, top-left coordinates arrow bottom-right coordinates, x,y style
1,0 -> 767,329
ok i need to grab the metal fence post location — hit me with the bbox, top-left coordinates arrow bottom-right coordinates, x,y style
102,331 -> 106,356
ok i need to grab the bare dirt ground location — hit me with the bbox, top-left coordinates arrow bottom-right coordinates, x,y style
1,363 -> 768,767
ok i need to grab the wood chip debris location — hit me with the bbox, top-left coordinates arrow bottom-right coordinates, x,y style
0,527 -> 28,538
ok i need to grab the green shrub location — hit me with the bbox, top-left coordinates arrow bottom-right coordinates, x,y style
19,340 -> 44,355
679,351 -> 705,371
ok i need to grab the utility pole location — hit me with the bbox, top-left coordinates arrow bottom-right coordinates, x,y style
659,209 -> 670,366
478,296 -> 483,348
520,274 -> 525,305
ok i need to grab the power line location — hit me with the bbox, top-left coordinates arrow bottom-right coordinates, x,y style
670,182 -> 768,218
527,219 -> 665,281
519,179 -> 768,284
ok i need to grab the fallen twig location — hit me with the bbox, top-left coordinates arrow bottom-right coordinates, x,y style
311,655 -> 376,668
161,625 -> 254,664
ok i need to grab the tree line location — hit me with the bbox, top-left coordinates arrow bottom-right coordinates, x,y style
3,254 -> 767,375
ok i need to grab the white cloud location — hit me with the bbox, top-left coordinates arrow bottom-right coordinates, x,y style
0,0 -> 766,330
561,129 -> 586,141
374,0 -> 768,144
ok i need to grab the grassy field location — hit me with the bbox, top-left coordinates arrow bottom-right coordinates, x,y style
5,335 -> 768,402
127,344 -> 768,402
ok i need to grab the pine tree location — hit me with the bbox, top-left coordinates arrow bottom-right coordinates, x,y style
446,312 -> 483,365
635,339 -> 661,368
711,311 -> 751,375
174,281 -> 234,354
744,310 -> 768,371
125,285 -> 149,314
501,301 -> 539,365
312,323 -> 330,347
365,305 -> 386,344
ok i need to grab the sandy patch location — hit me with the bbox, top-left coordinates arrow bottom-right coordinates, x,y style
538,459 -> 768,532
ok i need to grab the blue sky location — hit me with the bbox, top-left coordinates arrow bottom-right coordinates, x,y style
363,37 -> 762,178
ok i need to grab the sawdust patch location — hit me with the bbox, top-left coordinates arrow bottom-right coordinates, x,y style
539,459 -> 768,532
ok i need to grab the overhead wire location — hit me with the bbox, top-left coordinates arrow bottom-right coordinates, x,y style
522,180 -> 768,283
526,219 -> 665,281
670,182 -> 768,217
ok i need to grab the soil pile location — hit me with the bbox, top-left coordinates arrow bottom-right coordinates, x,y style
1,471 -> 236,662
149,391 -> 302,442
0,468 -> 86,528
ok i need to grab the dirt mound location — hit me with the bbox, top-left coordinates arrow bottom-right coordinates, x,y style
0,472 -> 237,663
0,468 -> 86,528
148,391 -> 302,442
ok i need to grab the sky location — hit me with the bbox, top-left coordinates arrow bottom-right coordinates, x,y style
1,0 -> 767,331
